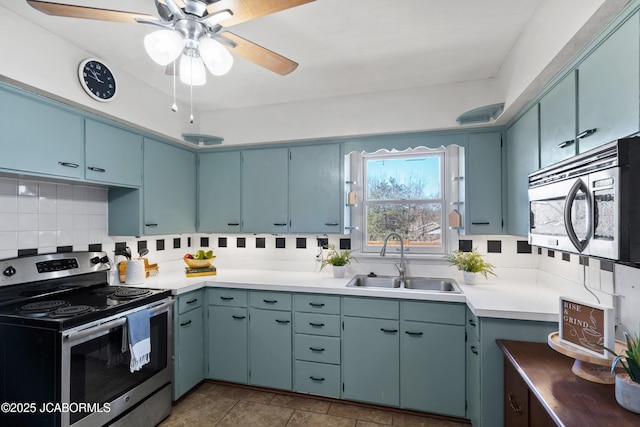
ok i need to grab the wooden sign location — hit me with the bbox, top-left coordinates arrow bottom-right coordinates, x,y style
559,296 -> 615,358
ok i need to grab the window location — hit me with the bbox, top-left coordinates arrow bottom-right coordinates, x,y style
350,146 -> 459,256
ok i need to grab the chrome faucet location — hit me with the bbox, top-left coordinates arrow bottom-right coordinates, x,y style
380,232 -> 406,278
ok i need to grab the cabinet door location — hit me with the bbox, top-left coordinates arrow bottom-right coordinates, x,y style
540,72 -> 577,167
289,144 -> 342,233
401,321 -> 465,417
466,132 -> 502,234
578,12 -> 640,153
249,308 -> 292,390
208,306 -> 248,383
342,316 -> 399,406
0,88 -> 84,179
143,138 -> 196,234
198,151 -> 241,232
175,307 -> 204,399
241,148 -> 289,233
506,107 -> 539,236
85,119 -> 143,187
466,329 -> 481,427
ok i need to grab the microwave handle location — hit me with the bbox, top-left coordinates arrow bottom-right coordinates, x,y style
563,178 -> 592,253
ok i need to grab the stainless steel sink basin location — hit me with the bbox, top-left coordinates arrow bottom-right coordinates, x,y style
346,275 -> 460,293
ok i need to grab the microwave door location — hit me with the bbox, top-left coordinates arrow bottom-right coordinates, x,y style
564,178 -> 592,253
529,179 -> 580,252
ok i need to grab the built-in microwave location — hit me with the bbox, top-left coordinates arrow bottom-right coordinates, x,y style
528,136 -> 640,263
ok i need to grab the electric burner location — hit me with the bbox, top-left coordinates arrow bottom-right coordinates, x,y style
49,305 -> 96,318
18,300 -> 70,317
111,288 -> 152,299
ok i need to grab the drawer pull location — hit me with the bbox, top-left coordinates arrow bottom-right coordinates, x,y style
273,223 -> 287,227
232,315 -> 246,320
227,223 -> 240,226
180,320 -> 192,327
471,222 -> 490,225
577,128 -> 597,139
275,319 -> 290,324
309,302 -> 325,308
508,394 -> 522,414
309,347 -> 325,352
145,223 -> 158,227
58,161 -> 80,168
324,222 -> 339,226
405,331 -> 423,336
309,376 -> 325,382
263,299 -> 278,304
87,166 -> 106,172
309,322 -> 325,327
471,345 -> 478,355
380,328 -> 398,334
468,319 -> 476,327
186,298 -> 198,304
220,296 -> 234,301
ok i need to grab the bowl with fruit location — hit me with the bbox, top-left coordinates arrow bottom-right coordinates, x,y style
184,250 -> 215,268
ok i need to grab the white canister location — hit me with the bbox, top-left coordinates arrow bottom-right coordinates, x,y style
125,260 -> 146,285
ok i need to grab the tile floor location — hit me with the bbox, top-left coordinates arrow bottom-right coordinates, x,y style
159,382 -> 470,427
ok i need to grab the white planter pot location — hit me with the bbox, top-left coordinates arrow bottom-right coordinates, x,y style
463,271 -> 479,285
616,373 -> 640,414
333,265 -> 346,278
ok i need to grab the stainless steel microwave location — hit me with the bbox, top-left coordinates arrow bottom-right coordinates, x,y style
528,136 -> 640,263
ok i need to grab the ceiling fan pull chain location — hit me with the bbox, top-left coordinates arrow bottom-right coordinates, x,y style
189,74 -> 194,124
171,59 -> 178,113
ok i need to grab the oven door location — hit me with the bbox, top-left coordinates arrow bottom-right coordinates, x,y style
529,176 -> 592,254
60,299 -> 173,427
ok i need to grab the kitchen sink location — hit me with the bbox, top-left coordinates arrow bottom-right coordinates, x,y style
346,275 -> 461,293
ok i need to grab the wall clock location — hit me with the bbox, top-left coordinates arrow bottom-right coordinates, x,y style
78,58 -> 117,102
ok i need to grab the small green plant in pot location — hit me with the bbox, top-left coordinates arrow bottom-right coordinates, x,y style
603,333 -> 640,414
445,248 -> 496,284
320,245 -> 355,278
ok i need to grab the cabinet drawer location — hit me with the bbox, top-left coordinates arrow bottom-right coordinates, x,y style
294,313 -> 340,336
250,292 -> 292,311
295,361 -> 340,398
208,288 -> 247,307
295,335 -> 340,364
402,301 -> 465,325
294,294 -> 340,314
178,290 -> 204,315
343,297 -> 399,319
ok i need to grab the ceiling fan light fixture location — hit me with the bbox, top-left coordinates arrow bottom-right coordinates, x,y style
199,37 -> 233,76
179,52 -> 206,86
144,29 -> 184,66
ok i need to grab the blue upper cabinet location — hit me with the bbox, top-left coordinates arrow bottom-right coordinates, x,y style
289,144 -> 342,233
143,138 -> 196,234
85,119 -> 143,187
539,71 -> 577,167
241,147 -> 289,233
465,132 -> 503,234
198,150 -> 241,232
577,11 -> 640,153
0,87 -> 84,179
506,106 -> 539,236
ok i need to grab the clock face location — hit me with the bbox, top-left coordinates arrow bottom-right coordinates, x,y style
78,59 -> 117,102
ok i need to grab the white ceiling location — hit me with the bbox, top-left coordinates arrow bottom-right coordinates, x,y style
1,0 -> 546,113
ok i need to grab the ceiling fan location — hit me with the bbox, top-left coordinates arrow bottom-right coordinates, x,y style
27,0 -> 315,83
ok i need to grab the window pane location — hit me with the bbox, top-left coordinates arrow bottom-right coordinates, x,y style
366,204 -> 442,246
365,156 -> 441,200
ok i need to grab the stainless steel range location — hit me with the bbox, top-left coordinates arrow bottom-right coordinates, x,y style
0,251 -> 173,427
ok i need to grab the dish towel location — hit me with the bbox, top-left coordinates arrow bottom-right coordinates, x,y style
126,309 -> 152,373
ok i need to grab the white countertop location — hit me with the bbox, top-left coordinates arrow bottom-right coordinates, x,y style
125,260 -> 596,323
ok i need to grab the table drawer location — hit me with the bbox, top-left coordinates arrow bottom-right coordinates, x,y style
294,312 -> 340,336
208,288 -> 247,307
178,290 -> 204,314
294,294 -> 340,314
295,361 -> 340,398
250,291 -> 292,311
295,334 -> 340,364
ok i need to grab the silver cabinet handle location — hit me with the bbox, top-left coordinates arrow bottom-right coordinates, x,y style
577,128 -> 597,139
324,222 -> 339,226
87,166 -> 106,172
557,139 -> 575,148
58,162 -> 79,168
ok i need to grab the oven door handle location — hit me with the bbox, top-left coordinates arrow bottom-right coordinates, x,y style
564,178 -> 592,253
63,299 -> 174,343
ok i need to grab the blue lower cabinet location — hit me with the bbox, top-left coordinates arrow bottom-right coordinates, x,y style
174,291 -> 205,400
249,307 -> 292,390
295,361 -> 341,398
208,305 -> 248,383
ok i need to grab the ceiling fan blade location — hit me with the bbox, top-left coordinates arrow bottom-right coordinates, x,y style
206,0 -> 315,27
27,0 -> 155,24
220,32 -> 298,75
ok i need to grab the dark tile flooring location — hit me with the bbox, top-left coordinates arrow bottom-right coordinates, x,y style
159,382 -> 470,427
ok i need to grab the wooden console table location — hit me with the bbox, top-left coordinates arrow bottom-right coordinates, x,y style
497,340 -> 640,427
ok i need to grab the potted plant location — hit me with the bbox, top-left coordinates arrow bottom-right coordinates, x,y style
604,333 -> 640,414
320,245 -> 355,278
445,248 -> 496,284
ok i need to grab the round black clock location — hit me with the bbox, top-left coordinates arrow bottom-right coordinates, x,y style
78,58 -> 117,102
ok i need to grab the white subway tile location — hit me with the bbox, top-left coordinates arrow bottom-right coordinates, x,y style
17,231 -> 38,249
38,213 -> 57,231
17,213 -> 38,231
39,196 -> 57,214
0,213 -> 17,231
0,176 -> 17,195
38,182 -> 57,198
38,230 -> 57,248
0,231 -> 18,250
18,196 -> 38,213
0,194 -> 17,213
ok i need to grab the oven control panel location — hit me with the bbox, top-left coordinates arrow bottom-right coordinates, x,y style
36,258 -> 79,273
